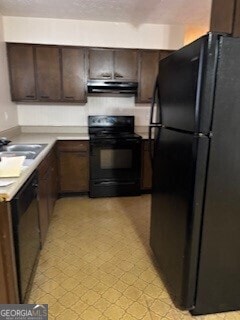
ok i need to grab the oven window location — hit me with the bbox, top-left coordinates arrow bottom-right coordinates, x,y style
100,149 -> 132,169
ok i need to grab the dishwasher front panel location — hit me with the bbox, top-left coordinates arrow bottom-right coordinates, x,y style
11,171 -> 40,303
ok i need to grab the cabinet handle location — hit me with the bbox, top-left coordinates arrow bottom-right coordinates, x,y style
41,96 -> 49,99
25,95 -> 35,98
101,73 -> 111,78
114,73 -> 123,78
65,96 -> 74,99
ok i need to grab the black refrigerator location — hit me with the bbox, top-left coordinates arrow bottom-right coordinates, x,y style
149,32 -> 240,315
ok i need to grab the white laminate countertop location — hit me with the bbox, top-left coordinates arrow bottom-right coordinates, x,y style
0,133 -> 89,202
0,131 -> 149,201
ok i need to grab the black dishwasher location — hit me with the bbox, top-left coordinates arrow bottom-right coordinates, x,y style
11,171 -> 41,303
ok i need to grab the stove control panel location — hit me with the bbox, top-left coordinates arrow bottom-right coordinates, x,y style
88,116 -> 134,128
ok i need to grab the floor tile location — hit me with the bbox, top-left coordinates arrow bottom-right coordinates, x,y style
28,195 -> 240,320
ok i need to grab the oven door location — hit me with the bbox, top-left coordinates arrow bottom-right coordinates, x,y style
90,138 -> 141,181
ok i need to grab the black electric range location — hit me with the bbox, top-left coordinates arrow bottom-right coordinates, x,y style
89,116 -> 142,197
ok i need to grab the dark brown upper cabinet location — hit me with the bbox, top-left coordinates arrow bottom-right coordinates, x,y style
7,43 -> 87,103
137,49 -> 174,104
137,50 -> 160,103
114,49 -> 138,81
159,50 -> 174,61
7,43 -> 173,104
210,0 -> 240,36
35,46 -> 61,101
88,48 -> 138,81
7,44 -> 36,101
62,47 -> 86,102
88,49 -> 113,79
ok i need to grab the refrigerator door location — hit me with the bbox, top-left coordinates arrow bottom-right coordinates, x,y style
156,33 -> 219,134
193,36 -> 240,315
150,127 -> 209,309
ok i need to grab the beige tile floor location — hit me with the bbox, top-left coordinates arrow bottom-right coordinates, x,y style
28,195 -> 240,320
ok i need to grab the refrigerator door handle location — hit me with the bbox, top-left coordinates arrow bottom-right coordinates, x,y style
148,126 -> 156,167
150,77 -> 162,125
149,125 -> 163,168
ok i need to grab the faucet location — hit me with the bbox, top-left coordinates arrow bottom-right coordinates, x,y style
0,137 -> 11,148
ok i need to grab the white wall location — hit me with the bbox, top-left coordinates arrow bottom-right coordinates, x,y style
0,14 -> 18,131
18,97 -> 151,127
3,16 -> 185,128
3,17 -> 184,49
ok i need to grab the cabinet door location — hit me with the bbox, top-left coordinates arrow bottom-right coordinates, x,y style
0,242 -> 8,303
37,147 -> 58,246
160,50 -> 174,60
35,46 -> 61,101
62,47 -> 86,102
141,140 -> 153,190
48,149 -> 58,218
58,141 -> 89,193
0,202 -> 19,303
88,49 -> 113,79
7,44 -> 36,101
38,172 -> 49,245
114,49 -> 138,81
59,152 -> 89,192
138,50 -> 159,103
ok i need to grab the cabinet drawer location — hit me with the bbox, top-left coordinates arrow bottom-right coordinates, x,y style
57,141 -> 89,152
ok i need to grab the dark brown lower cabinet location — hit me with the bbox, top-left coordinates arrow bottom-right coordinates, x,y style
57,141 -> 89,193
37,146 -> 58,246
0,146 -> 58,303
141,140 -> 153,191
0,202 -> 19,303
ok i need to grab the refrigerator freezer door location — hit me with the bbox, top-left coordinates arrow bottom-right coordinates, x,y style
157,33 -> 219,134
150,127 -> 209,309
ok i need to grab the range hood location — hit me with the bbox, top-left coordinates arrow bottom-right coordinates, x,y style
87,80 -> 138,95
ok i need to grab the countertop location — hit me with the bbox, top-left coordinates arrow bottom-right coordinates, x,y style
0,131 -> 148,201
0,133 -> 89,202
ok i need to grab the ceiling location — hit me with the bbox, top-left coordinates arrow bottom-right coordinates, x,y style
0,0 -> 212,27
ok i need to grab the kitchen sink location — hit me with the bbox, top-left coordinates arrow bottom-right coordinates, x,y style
0,144 -> 47,159
2,144 -> 46,152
